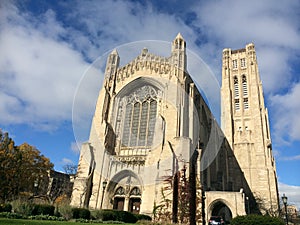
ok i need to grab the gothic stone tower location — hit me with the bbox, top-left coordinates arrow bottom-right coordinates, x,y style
221,44 -> 279,213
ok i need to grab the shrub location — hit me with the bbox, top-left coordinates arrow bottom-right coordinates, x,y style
117,210 -> 138,223
95,209 -> 138,223
230,214 -> 284,225
12,201 -> 34,216
0,203 -> 12,212
32,204 -> 55,216
135,214 -> 152,221
58,204 -> 73,220
97,209 -> 117,221
72,207 -> 91,219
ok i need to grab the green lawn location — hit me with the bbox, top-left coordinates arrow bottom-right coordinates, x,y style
0,218 -> 134,225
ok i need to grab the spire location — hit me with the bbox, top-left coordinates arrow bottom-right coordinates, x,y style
175,32 -> 184,40
104,48 -> 120,82
171,32 -> 187,72
111,48 -> 119,55
172,33 -> 186,50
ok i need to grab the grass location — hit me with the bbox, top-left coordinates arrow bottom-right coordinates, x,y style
0,218 -> 135,225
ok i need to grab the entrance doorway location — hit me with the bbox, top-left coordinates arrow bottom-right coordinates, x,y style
113,197 -> 125,211
211,201 -> 232,223
129,198 -> 141,214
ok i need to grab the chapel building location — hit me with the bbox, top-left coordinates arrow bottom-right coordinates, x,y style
71,34 -> 279,224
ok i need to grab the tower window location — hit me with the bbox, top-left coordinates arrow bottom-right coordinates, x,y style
240,58 -> 246,67
242,75 -> 248,96
235,99 -> 240,111
233,59 -> 237,69
244,98 -> 249,109
234,76 -> 239,98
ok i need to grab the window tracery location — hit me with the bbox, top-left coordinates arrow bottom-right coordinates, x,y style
115,187 -> 125,196
130,187 -> 141,196
115,85 -> 159,149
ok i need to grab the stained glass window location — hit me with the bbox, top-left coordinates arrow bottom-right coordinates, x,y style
117,85 -> 158,148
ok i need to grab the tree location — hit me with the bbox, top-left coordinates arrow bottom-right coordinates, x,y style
0,129 -> 53,202
154,165 -> 202,224
63,164 -> 77,175
0,130 -> 17,201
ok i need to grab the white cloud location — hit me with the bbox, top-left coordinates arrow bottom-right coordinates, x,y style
280,155 -> 300,161
279,182 -> 300,210
66,0 -> 197,58
0,1 -> 89,130
62,157 -> 74,165
270,83 -> 300,143
191,0 -> 300,94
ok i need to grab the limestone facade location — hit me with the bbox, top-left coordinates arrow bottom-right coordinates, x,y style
71,34 -> 279,223
221,45 -> 279,213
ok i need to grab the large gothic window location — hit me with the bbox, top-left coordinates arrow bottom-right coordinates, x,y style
116,85 -> 159,149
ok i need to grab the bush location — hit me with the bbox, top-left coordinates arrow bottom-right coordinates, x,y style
0,203 -> 12,212
95,209 -> 138,223
32,204 -> 55,216
230,214 -> 284,225
12,201 -> 34,216
97,210 -> 117,221
58,204 -> 73,220
135,214 -> 152,221
72,207 -> 91,219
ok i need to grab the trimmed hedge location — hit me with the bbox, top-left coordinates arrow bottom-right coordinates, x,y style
72,207 -> 91,219
135,214 -> 152,221
92,209 -> 152,223
32,204 -> 55,216
230,214 -> 284,225
96,209 -> 138,223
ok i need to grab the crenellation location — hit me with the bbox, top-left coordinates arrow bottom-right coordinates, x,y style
115,52 -> 176,83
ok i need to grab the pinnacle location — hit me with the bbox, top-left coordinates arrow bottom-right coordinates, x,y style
175,32 -> 184,40
111,48 -> 119,55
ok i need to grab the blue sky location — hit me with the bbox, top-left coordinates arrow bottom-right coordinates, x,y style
1,0 -> 300,209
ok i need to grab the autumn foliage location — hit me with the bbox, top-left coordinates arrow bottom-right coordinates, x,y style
0,129 -> 53,202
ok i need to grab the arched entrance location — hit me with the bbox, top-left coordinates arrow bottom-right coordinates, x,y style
105,169 -> 143,211
205,191 -> 246,222
210,201 -> 232,223
112,186 -> 142,213
113,187 -> 125,210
